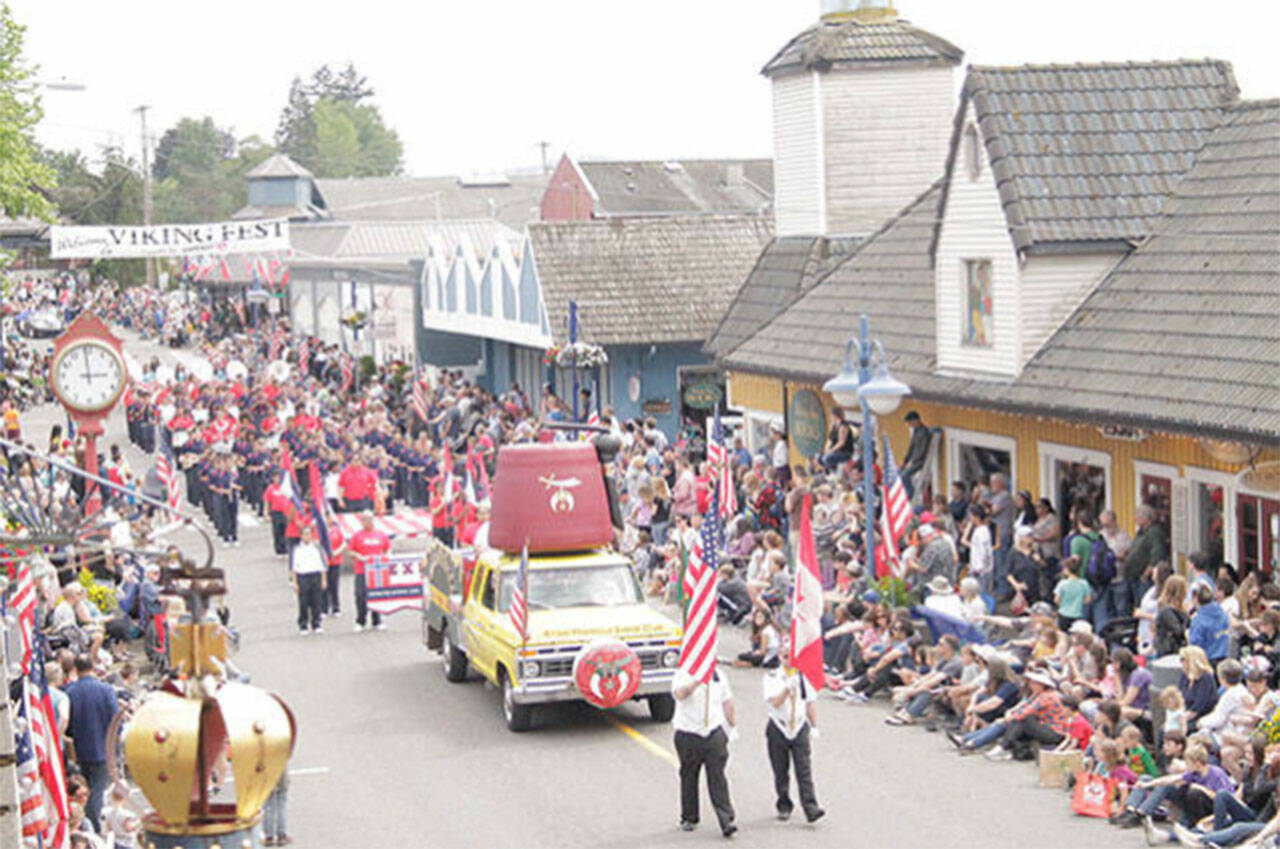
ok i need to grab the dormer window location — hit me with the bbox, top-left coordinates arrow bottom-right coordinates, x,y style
964,124 -> 982,181
962,259 -> 993,347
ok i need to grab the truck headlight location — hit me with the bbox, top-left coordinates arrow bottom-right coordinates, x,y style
521,660 -> 540,679
661,649 -> 679,668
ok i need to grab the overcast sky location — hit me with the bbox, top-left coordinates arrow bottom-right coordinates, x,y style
16,0 -> 1280,178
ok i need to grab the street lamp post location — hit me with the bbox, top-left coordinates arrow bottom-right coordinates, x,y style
823,314 -> 911,575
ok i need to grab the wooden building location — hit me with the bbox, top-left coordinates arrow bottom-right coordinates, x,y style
715,2 -> 1280,574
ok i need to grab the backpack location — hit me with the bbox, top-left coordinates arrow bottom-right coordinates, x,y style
1086,535 -> 1116,588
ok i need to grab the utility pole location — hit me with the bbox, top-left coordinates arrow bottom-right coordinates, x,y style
136,104 -> 155,288
538,141 -> 550,175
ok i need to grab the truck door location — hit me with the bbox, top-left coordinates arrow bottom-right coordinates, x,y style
464,564 -> 500,680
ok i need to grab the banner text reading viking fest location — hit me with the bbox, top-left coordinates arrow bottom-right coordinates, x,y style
50,218 -> 290,259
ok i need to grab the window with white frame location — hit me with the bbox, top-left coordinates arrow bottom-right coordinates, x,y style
1133,460 -> 1179,560
1038,442 -> 1112,525
962,259 -> 993,347
1184,467 -> 1236,573
946,427 -> 1016,494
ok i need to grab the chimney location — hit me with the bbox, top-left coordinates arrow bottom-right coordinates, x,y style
725,162 -> 745,187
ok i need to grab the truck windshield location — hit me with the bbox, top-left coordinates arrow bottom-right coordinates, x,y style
498,563 -> 644,611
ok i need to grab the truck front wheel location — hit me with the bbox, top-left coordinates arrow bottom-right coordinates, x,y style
648,694 -> 676,723
441,629 -> 468,682
501,671 -> 533,732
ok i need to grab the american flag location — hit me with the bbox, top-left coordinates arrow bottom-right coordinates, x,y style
28,659 -> 70,849
707,405 -> 736,518
882,434 -> 911,550
297,336 -> 311,374
339,353 -> 355,394
411,372 -> 430,422
156,431 -> 183,515
509,543 -> 529,644
10,560 -> 38,673
16,680 -> 49,840
677,535 -> 718,684
879,434 -> 912,579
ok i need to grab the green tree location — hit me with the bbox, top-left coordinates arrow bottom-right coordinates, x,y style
0,4 -> 56,222
274,62 -> 401,177
150,117 -> 276,223
41,146 -> 146,283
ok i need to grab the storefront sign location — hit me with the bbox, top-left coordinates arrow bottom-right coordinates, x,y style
788,388 -> 827,459
50,218 -> 290,259
682,381 -> 723,410
642,399 -> 672,416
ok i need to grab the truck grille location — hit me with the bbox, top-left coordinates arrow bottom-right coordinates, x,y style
534,645 -> 668,679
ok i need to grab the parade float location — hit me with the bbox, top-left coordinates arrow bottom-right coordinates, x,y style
422,427 -> 681,731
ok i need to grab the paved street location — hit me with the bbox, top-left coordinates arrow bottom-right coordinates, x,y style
23,331 -> 1141,849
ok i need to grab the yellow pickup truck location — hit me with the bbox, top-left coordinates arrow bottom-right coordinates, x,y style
423,545 -> 682,731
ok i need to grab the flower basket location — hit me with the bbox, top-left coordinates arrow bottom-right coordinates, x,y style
547,341 -> 607,370
340,308 -> 369,332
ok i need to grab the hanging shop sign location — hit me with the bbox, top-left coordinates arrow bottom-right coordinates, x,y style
787,388 -> 827,459
50,218 -> 290,259
682,380 -> 724,411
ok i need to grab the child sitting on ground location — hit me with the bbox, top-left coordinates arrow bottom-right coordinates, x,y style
1119,723 -> 1159,778
1160,685 -> 1188,738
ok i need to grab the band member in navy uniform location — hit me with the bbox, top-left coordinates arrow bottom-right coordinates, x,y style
672,668 -> 738,837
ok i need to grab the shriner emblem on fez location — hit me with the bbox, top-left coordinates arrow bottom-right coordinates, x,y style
538,473 -> 581,513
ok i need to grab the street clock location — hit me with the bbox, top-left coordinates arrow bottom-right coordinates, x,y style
51,337 -> 127,413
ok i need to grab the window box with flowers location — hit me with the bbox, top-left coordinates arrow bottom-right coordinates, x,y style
544,341 -> 608,370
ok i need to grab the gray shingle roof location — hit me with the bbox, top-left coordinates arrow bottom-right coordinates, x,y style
762,18 -> 963,77
529,215 -> 773,346
959,60 -> 1240,250
1005,98 -> 1280,441
246,153 -> 313,179
705,235 -> 861,357
313,173 -> 547,230
722,102 -> 1280,443
578,159 -> 772,217
719,183 -> 945,386
290,219 -> 523,268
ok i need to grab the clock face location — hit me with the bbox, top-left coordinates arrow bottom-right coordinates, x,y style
53,341 -> 126,412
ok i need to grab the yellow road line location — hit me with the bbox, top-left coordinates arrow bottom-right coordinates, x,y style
606,715 -> 679,769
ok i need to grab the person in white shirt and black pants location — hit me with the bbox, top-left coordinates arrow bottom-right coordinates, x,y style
672,669 -> 737,837
763,650 -> 824,823
291,524 -> 327,635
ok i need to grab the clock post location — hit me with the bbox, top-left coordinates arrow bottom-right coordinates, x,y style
49,313 -> 129,515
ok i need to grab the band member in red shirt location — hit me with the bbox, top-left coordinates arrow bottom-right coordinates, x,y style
338,453 -> 378,513
346,512 -> 389,632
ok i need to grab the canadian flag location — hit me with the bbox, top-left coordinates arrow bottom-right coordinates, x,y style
790,493 -> 825,691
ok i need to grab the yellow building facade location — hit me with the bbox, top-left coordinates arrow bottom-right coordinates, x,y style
728,370 -> 1280,575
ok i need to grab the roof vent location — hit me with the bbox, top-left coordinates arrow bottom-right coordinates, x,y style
663,161 -> 684,173
621,166 -> 634,177
821,0 -> 896,22
458,173 -> 511,188
625,182 -> 638,193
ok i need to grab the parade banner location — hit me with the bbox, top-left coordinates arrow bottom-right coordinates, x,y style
364,554 -> 425,615
50,218 -> 290,259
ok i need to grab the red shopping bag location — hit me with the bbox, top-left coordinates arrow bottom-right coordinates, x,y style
1070,771 -> 1116,818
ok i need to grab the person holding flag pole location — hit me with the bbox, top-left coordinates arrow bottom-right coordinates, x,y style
762,492 -> 826,824
671,482 -> 738,838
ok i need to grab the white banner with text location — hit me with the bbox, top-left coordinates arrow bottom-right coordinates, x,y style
50,218 -> 290,259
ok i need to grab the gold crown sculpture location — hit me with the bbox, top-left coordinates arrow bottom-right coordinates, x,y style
124,560 -> 295,845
